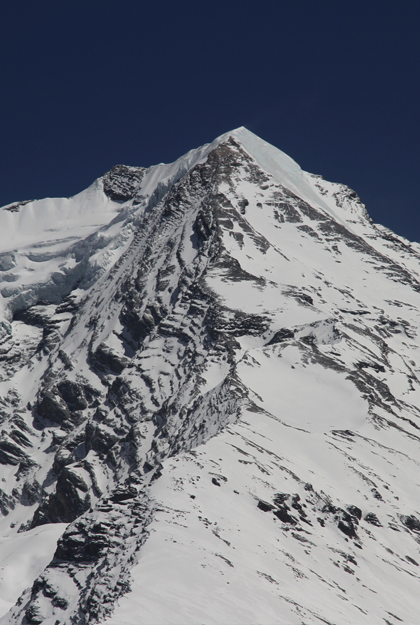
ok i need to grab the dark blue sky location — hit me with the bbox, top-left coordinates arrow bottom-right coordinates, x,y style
1,1 -> 419,241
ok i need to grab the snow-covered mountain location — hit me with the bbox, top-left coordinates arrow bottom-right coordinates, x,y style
1,128 -> 420,624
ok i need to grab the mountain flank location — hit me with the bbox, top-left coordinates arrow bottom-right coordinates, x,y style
0,129 -> 420,624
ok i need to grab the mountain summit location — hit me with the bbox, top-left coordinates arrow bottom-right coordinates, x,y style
1,129 -> 420,624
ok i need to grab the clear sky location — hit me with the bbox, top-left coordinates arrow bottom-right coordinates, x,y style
1,1 -> 419,241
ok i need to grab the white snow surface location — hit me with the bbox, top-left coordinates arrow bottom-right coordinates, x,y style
1,128 -> 420,624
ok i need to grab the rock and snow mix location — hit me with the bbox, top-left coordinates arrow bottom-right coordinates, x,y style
0,128 -> 420,623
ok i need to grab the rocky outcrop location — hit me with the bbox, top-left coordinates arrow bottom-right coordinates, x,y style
102,165 -> 145,202
11,494 -> 154,625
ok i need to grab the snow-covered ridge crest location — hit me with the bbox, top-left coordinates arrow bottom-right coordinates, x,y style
0,127 -> 369,323
218,127 -> 324,207
0,138 -> 215,321
0,129 -> 244,321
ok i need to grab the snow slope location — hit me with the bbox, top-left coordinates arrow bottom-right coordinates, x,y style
1,129 -> 420,624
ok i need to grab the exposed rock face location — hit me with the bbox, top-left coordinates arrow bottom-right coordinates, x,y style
2,128 -> 420,623
102,165 -> 146,202
12,494 -> 154,625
